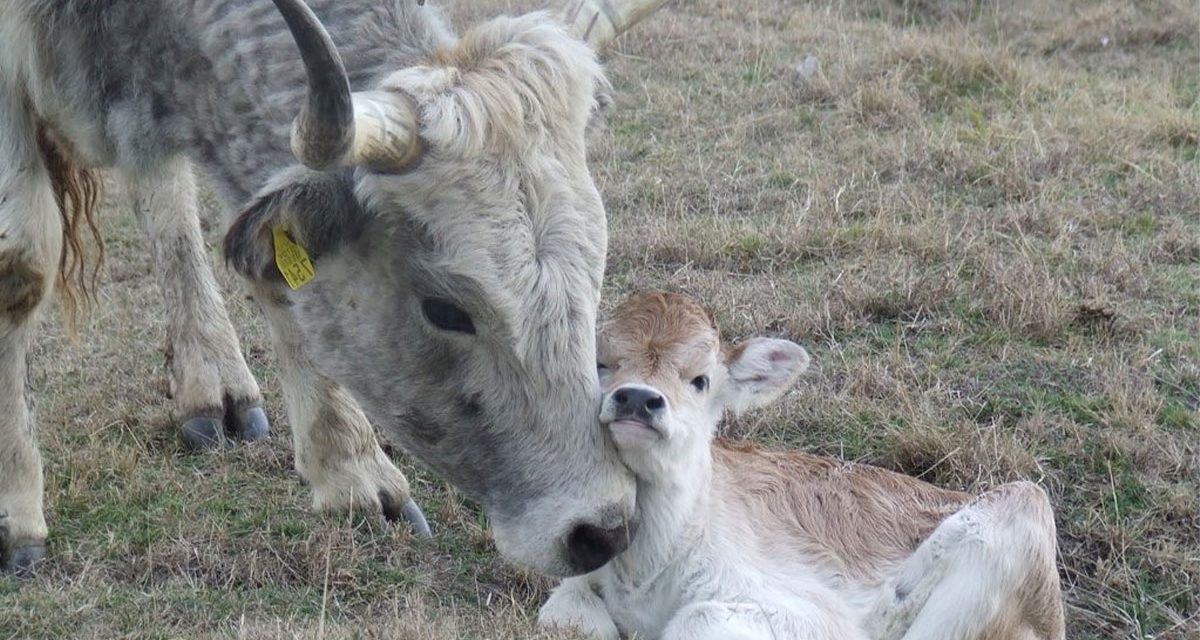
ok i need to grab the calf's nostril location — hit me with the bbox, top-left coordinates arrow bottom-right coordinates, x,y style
612,386 -> 667,418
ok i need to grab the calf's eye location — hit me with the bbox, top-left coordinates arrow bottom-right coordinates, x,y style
691,375 -> 709,392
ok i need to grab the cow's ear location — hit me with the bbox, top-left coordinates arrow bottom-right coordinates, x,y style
224,167 -> 364,283
586,76 -> 614,137
721,338 -> 810,416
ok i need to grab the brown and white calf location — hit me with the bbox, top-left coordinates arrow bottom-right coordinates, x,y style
539,291 -> 1066,640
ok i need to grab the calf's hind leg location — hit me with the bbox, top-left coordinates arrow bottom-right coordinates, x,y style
0,92 -> 61,574
123,157 -> 268,450
865,481 -> 1065,640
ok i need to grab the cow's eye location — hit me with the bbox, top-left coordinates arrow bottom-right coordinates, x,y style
691,375 -> 709,392
422,299 -> 475,334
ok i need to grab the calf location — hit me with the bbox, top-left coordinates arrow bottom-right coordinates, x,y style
539,291 -> 1066,640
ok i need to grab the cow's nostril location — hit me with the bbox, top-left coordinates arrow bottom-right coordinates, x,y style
613,390 -> 628,406
645,395 -> 665,411
565,521 -> 635,573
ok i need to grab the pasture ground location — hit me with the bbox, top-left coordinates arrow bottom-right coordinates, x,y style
2,0 -> 1197,638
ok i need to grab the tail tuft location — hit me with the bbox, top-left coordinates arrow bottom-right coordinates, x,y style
36,124 -> 104,335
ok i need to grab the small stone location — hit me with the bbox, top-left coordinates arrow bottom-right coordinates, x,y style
794,55 -> 820,84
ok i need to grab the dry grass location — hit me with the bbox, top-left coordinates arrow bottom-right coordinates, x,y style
3,0 -> 1197,638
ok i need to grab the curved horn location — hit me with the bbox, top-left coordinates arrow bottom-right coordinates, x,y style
271,0 -> 355,169
272,0 -> 423,172
346,91 -> 424,173
561,0 -> 672,49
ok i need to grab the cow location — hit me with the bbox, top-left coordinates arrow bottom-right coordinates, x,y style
0,0 -> 668,577
538,291 -> 1066,640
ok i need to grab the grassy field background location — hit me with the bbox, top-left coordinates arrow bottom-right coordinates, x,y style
2,0 -> 1197,638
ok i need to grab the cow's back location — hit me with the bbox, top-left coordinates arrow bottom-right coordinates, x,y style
1,0 -> 453,201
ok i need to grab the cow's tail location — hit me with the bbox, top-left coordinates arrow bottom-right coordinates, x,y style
36,124 -> 104,335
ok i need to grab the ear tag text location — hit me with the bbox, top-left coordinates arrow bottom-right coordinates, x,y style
273,227 -> 316,290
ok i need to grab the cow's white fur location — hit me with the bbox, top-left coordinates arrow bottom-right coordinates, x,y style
123,156 -> 262,418
540,292 -> 1065,639
0,84 -> 60,563
1,2 -> 640,576
249,284 -> 413,517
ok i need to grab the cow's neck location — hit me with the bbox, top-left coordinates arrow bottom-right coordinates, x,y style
608,443 -> 713,585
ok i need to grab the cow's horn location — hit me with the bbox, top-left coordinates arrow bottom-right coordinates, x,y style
561,0 -> 672,49
344,90 -> 424,173
271,0 -> 355,170
273,0 -> 422,172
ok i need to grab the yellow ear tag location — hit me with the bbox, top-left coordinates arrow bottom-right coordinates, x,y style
272,227 -> 316,290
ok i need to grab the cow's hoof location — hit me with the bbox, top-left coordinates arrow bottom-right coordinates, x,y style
2,542 -> 46,577
181,415 -> 226,451
228,405 -> 270,442
379,491 -> 433,539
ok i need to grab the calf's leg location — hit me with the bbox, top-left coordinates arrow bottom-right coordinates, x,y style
123,156 -> 267,450
663,600 -> 867,640
0,92 -> 60,574
865,481 -> 1065,640
538,577 -> 621,640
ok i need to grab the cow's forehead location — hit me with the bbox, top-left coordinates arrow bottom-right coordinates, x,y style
349,12 -> 610,365
368,153 -> 605,294
376,12 -> 604,169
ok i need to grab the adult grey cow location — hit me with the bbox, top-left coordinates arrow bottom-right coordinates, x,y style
0,0 -> 664,576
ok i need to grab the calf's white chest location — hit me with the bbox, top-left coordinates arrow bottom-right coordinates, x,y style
596,569 -> 681,638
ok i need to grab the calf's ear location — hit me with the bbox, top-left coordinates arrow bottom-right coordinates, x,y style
722,338 -> 810,416
223,167 -> 365,283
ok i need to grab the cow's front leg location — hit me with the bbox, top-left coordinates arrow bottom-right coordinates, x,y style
248,282 -> 430,536
0,94 -> 59,574
123,157 -> 267,450
0,237 -> 52,576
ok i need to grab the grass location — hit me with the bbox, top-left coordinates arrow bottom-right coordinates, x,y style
3,0 -> 1198,638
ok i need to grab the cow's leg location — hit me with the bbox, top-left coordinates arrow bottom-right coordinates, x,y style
864,481 -> 1065,640
0,93 -> 59,574
246,282 -> 429,536
662,599 -> 867,640
123,157 -> 267,450
537,577 -> 621,640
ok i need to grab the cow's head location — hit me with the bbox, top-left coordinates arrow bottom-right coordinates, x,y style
225,2 -> 637,576
595,292 -> 810,480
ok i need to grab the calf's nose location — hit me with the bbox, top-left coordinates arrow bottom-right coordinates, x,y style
611,386 -> 666,422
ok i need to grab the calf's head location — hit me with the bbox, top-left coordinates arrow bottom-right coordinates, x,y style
225,3 -> 634,576
596,292 -> 810,479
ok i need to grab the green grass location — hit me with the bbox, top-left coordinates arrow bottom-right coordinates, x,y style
3,0 -> 1198,638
